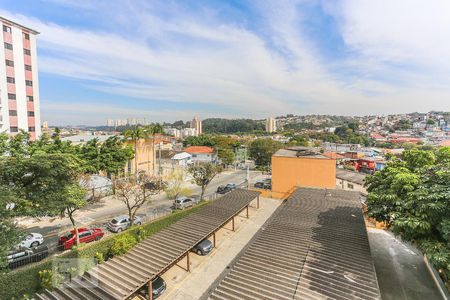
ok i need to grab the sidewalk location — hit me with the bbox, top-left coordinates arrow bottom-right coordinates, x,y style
158,197 -> 282,300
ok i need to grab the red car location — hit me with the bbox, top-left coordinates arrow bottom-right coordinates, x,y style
58,227 -> 104,250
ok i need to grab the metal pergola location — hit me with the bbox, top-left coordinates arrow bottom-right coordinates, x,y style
208,188 -> 381,300
35,189 -> 261,300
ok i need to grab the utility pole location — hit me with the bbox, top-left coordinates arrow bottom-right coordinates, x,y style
158,142 -> 162,186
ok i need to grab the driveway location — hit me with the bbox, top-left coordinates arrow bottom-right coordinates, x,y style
367,228 -> 443,300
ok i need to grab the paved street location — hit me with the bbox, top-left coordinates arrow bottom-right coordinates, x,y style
16,169 -> 264,254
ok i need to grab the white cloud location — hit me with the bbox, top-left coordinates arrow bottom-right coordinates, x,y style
1,0 -> 450,126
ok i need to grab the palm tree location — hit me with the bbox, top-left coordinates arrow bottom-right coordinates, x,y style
124,126 -> 148,174
146,123 -> 164,176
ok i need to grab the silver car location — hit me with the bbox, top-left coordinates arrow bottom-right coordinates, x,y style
173,197 -> 196,210
107,215 -> 142,233
18,233 -> 44,248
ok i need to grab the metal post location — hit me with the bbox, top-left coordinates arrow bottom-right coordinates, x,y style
148,280 -> 153,300
257,196 -> 260,209
186,252 -> 190,272
246,206 -> 249,218
232,216 -> 235,231
213,232 -> 216,247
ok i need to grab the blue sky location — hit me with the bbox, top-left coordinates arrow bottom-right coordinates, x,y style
1,0 -> 450,125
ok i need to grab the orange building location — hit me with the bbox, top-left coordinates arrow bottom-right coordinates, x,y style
271,147 -> 336,198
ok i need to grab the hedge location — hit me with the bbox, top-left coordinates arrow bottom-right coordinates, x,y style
0,202 -> 210,300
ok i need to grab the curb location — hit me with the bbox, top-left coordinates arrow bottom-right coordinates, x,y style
424,255 -> 450,300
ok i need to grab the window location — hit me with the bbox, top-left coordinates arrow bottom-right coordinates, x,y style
23,49 -> 31,55
23,32 -> 30,40
25,80 -> 33,86
10,127 -> 18,133
6,77 -> 15,84
8,93 -> 16,100
28,127 -> 35,132
27,96 -> 34,102
25,64 -> 32,71
3,25 -> 11,33
4,42 -> 13,50
79,232 -> 91,238
27,111 -> 35,117
9,110 -> 17,116
347,183 -> 354,189
5,60 -> 14,67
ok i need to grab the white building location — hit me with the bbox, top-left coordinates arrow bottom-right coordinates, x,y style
180,127 -> 197,138
107,119 -> 114,127
165,128 -> 181,138
171,152 -> 192,167
265,117 -> 277,133
0,17 -> 41,140
191,116 -> 202,135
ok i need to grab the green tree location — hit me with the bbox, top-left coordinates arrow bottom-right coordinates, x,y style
79,138 -> 101,174
99,136 -> 134,176
248,138 -> 282,167
188,163 -> 222,200
124,126 -> 149,174
218,148 -> 234,165
365,147 -> 450,283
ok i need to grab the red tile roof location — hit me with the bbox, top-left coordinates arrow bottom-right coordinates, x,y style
184,146 -> 215,154
323,152 -> 345,159
439,140 -> 450,146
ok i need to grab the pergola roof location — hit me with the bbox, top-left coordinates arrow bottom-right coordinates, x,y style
35,189 -> 260,300
208,188 -> 381,300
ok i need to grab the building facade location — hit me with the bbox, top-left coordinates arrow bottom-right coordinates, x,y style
191,116 -> 202,136
265,117 -> 277,133
0,17 -> 41,139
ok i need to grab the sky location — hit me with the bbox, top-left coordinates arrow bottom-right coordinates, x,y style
1,0 -> 450,126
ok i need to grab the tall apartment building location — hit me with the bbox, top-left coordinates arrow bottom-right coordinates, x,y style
0,17 -> 41,140
265,117 -> 277,133
191,116 -> 202,136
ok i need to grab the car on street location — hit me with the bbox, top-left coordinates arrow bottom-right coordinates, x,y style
193,239 -> 213,256
107,215 -> 142,233
137,276 -> 166,299
254,178 -> 271,190
58,227 -> 104,250
173,196 -> 196,210
6,245 -> 49,269
18,233 -> 44,248
216,183 -> 237,194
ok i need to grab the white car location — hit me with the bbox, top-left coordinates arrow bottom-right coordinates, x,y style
18,233 -> 44,248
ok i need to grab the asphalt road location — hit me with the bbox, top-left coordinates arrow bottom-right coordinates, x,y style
20,170 -> 264,254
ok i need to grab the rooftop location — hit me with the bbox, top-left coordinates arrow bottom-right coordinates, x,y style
273,147 -> 332,159
184,146 -> 215,154
336,169 -> 367,185
0,16 -> 39,34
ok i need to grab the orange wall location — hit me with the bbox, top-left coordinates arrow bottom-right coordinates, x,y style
271,156 -> 336,198
125,138 -> 155,175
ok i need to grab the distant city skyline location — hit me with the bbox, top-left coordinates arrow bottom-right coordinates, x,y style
1,1 -> 450,125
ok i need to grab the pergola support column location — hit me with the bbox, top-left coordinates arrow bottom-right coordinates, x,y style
187,251 -> 190,272
257,196 -> 260,209
246,206 -> 249,218
213,232 -> 216,247
148,280 -> 153,300
232,217 -> 235,231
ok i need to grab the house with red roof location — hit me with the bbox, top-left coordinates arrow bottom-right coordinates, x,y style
183,146 -> 217,162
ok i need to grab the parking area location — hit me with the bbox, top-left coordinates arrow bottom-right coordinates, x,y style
152,197 -> 282,300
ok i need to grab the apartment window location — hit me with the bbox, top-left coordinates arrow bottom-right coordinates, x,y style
27,111 -> 35,117
347,183 -> 354,189
5,60 -> 14,67
6,77 -> 15,84
9,110 -> 17,116
8,93 -> 16,100
27,96 -> 34,102
10,127 -> 18,133
28,127 -> 35,132
25,80 -> 33,86
23,32 -> 30,40
23,49 -> 31,55
25,64 -> 32,71
3,25 -> 11,33
4,42 -> 13,50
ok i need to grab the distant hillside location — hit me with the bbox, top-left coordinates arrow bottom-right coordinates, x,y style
203,118 -> 264,134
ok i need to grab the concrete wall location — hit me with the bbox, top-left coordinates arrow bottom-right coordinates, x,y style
336,178 -> 367,195
125,138 -> 155,175
271,156 -> 336,199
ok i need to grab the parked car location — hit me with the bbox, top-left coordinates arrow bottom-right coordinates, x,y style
107,215 -> 142,233
173,197 -> 196,210
254,179 -> 271,190
58,227 -> 104,250
216,183 -> 237,194
193,239 -> 213,256
18,233 -> 44,248
137,276 -> 167,299
6,245 -> 48,269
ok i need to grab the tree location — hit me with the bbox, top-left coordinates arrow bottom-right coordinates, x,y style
365,147 -> 450,283
0,153 -> 87,246
248,138 -> 282,167
115,174 -> 162,226
124,126 -> 149,174
99,136 -> 134,176
218,148 -> 234,165
79,138 -> 101,174
164,170 -> 192,200
188,163 -> 222,200
288,135 -> 309,147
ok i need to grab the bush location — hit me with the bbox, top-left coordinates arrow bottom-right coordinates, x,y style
110,234 -> 137,256
94,252 -> 104,264
0,201 -> 210,300
38,269 -> 54,290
